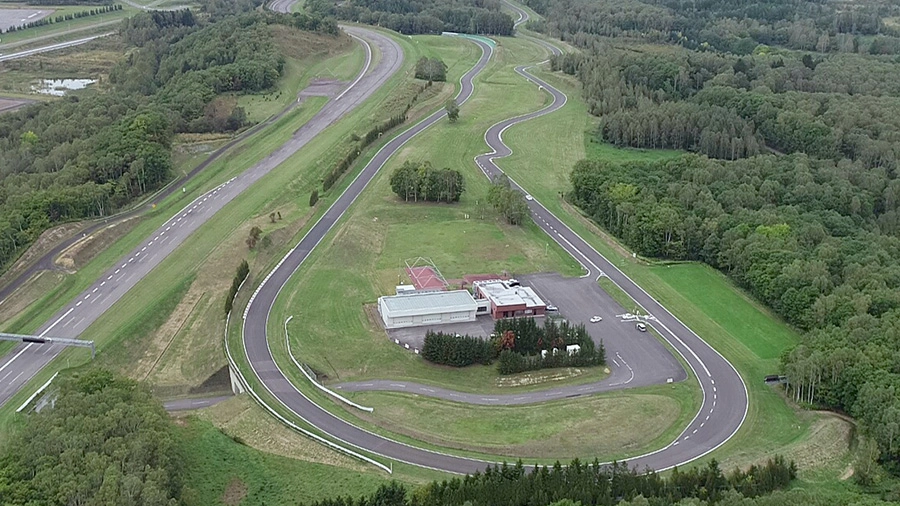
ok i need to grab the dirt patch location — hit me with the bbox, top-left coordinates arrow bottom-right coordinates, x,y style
55,217 -> 142,271
840,465 -> 854,481
0,221 -> 84,285
222,477 -> 248,506
494,367 -> 590,388
0,97 -> 33,114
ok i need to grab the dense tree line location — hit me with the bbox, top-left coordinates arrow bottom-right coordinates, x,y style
421,318 -> 604,374
323,80 -> 436,192
0,10 -> 336,275
389,160 -> 465,203
553,46 -> 900,165
306,457 -> 796,506
568,152 -> 900,471
306,0 -> 515,36
0,369 -> 183,505
422,331 -> 493,366
530,0 -> 900,56
0,5 -> 122,34
323,113 -> 407,191
415,57 -> 447,82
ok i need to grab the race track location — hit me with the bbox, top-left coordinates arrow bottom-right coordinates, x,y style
240,0 -> 748,475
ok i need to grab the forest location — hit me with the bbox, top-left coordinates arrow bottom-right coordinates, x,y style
0,369 -> 184,504
0,7 -> 337,276
305,0 -> 515,36
525,0 -> 900,475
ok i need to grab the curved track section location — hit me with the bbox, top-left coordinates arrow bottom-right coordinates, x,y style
471,30 -> 749,473
0,26 -> 400,407
242,37 -> 497,475
245,22 -> 748,474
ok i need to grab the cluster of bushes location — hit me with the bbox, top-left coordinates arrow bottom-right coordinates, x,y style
487,174 -> 529,225
415,57 -> 447,82
0,4 -> 122,34
306,457 -> 797,506
421,318 -> 605,375
389,160 -> 465,202
224,259 -> 249,314
422,331 -> 492,366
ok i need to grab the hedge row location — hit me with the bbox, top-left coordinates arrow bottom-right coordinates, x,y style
224,259 -> 250,315
321,81 -> 433,191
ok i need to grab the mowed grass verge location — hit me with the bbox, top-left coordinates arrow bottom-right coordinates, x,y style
495,58 -> 836,475
346,381 -> 697,462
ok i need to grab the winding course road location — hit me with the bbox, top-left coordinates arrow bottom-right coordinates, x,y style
240,3 -> 748,475
0,26 -> 402,408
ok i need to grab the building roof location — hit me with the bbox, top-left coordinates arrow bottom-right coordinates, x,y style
380,290 -> 477,317
473,280 -> 546,309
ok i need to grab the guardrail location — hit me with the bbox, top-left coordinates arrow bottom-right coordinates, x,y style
284,315 -> 374,412
224,281 -> 390,473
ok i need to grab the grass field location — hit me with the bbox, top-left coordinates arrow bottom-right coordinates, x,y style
346,382 -> 696,461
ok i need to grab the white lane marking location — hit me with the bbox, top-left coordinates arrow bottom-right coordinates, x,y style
76,301 -> 82,307
107,275 -> 112,280
83,294 -> 90,300
114,269 -> 120,274
100,282 -> 105,287
121,264 -> 126,269
0,303 -> 71,374
141,247 -> 147,252
92,288 -> 98,293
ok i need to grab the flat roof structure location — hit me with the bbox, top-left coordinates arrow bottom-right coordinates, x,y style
473,280 -> 545,309
379,290 -> 477,318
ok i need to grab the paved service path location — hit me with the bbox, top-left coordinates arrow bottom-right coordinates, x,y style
0,26 -> 402,408
242,0 -> 748,475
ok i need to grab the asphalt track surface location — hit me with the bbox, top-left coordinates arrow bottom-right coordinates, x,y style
0,33 -> 113,62
242,1 -> 748,475
0,26 -> 402,408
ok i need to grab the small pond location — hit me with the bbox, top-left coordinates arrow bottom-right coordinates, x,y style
31,78 -> 96,96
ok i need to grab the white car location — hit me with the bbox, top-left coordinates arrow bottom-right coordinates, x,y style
525,194 -> 533,201
590,316 -> 602,323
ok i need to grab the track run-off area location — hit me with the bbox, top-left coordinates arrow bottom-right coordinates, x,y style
239,2 -> 749,475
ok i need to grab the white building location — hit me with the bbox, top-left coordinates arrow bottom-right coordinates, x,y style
472,279 -> 547,319
377,290 -> 478,329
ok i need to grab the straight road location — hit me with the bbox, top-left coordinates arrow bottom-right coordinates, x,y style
0,26 -> 402,407
0,32 -> 113,62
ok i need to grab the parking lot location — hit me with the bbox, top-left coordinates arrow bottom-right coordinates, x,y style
382,272 -> 687,388
521,272 -> 686,387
